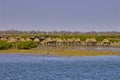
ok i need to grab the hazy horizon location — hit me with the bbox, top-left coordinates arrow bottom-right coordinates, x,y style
0,0 -> 120,32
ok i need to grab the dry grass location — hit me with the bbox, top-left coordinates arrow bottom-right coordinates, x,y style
0,48 -> 120,56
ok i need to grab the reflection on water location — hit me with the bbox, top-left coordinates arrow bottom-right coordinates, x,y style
0,54 -> 120,80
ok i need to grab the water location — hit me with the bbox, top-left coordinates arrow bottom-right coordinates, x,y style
68,46 -> 120,52
95,47 -> 120,52
0,54 -> 120,80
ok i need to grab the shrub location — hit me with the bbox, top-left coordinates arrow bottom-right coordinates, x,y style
12,41 -> 38,49
0,40 -> 12,50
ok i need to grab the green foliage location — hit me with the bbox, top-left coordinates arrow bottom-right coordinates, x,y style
0,40 -> 12,50
55,34 -> 120,42
108,39 -> 119,43
12,41 -> 38,49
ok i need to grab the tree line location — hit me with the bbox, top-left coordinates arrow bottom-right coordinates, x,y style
0,30 -> 120,35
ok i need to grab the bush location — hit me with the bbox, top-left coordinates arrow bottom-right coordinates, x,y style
12,41 -> 38,49
0,40 -> 12,50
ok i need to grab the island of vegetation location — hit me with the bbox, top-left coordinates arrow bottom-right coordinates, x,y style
0,30 -> 120,56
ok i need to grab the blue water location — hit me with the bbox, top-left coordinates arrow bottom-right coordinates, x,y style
0,54 -> 120,80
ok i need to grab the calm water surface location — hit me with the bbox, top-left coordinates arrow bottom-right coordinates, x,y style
0,54 -> 120,80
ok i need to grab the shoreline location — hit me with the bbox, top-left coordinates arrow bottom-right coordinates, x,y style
0,46 -> 120,57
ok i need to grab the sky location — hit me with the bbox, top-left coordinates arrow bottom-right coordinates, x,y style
0,0 -> 120,32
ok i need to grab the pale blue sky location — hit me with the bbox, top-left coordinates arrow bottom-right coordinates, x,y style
0,0 -> 120,32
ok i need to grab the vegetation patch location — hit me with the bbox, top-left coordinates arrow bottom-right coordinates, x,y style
0,40 -> 12,50
12,41 -> 38,49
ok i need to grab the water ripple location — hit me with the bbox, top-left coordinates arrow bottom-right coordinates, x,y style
0,54 -> 120,80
